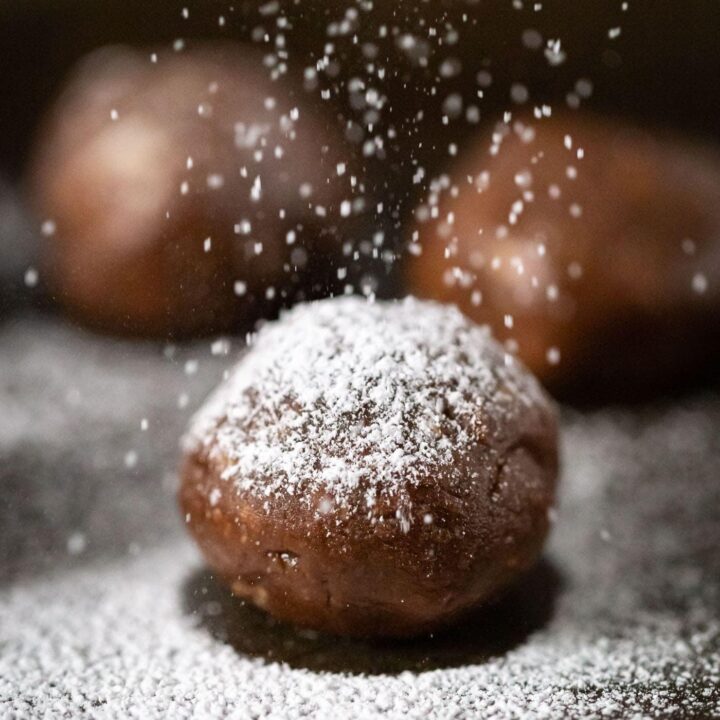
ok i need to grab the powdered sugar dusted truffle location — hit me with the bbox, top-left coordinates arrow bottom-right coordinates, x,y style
180,296 -> 559,637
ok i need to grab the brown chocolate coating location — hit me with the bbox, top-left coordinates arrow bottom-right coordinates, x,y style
29,44 -> 349,337
179,297 -> 558,637
406,114 -> 720,397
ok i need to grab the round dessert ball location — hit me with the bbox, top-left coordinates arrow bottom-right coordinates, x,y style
179,296 -> 558,638
406,113 -> 720,397
28,44 -> 350,337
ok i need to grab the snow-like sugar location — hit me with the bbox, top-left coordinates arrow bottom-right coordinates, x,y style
1,314 -> 719,718
186,296 -> 549,510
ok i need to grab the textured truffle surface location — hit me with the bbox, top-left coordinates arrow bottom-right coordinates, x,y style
180,296 -> 558,636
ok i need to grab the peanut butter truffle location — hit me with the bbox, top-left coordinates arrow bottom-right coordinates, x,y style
29,44 -> 348,337
406,114 -> 720,397
179,296 -> 558,637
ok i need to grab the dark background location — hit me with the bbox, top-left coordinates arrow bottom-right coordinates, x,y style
2,0 -> 720,181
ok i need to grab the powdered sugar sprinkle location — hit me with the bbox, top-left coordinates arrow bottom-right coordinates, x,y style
186,296 -> 549,512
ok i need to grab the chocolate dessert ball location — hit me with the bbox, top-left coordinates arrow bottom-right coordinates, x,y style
29,44 -> 350,337
406,114 -> 720,396
180,296 -> 558,637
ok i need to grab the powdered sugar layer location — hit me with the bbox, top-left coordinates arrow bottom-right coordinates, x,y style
186,296 -> 550,508
2,312 -> 720,717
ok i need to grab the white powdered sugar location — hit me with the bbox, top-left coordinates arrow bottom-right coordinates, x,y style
2,312 -> 719,717
185,296 -> 549,511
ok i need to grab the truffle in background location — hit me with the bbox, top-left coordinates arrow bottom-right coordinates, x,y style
406,113 -> 720,399
28,43 -> 353,338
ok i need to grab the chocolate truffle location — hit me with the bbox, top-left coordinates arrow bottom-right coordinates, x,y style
180,296 -> 558,637
29,44 -> 350,337
406,114 -> 720,396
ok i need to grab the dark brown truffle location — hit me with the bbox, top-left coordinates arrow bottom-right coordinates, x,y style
406,113 -> 720,397
179,297 -> 558,637
29,44 -> 350,337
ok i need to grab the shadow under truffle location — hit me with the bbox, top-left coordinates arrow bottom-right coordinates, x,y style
182,559 -> 562,675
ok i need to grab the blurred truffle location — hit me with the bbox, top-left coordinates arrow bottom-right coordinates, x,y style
406,113 -> 720,398
28,43 -> 351,337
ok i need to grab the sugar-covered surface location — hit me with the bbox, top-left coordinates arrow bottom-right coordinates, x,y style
1,311 -> 719,719
186,297 -> 552,518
